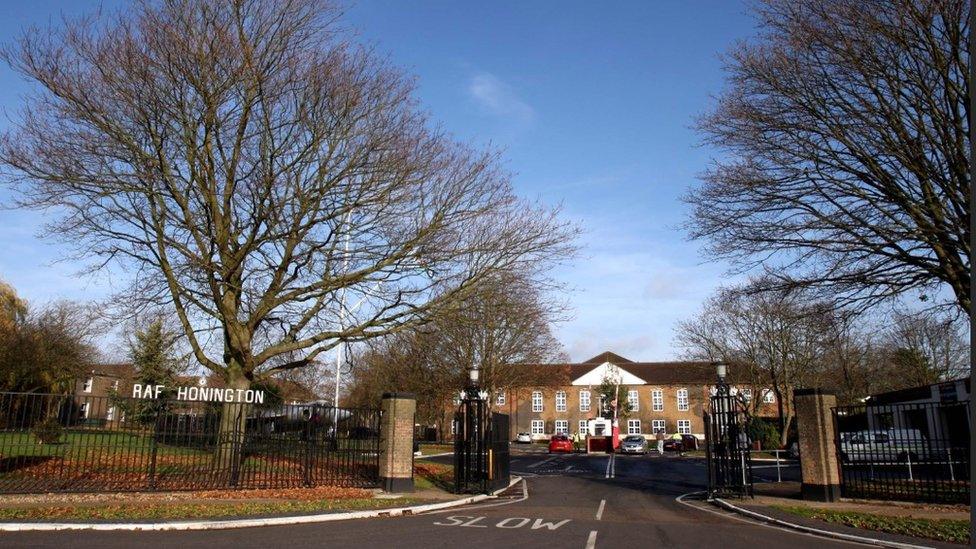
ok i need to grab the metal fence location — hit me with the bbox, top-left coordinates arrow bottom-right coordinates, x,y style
0,391 -> 381,493
833,400 -> 970,504
705,389 -> 754,499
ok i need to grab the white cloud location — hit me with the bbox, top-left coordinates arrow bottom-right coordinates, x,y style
467,72 -> 535,123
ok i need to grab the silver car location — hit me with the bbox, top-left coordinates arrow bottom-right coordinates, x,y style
620,435 -> 647,454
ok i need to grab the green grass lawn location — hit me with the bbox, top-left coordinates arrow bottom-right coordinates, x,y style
0,430 -> 209,458
771,505 -> 970,545
0,497 -> 425,522
418,443 -> 453,456
414,461 -> 453,492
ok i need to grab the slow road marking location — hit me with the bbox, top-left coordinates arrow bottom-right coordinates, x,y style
433,516 -> 571,531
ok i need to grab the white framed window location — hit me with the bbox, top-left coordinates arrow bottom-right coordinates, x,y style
762,389 -> 775,403
554,420 -> 569,435
627,419 -> 641,435
452,394 -> 461,406
651,389 -> 663,411
741,388 -> 753,402
79,402 -> 89,419
652,419 -> 666,433
82,377 -> 93,393
676,388 -> 689,411
677,420 -> 692,435
579,390 -> 591,412
578,420 -> 588,435
496,391 -> 506,406
106,406 -> 116,421
531,391 -> 543,412
555,391 -> 567,412
627,389 -> 639,411
531,419 -> 545,435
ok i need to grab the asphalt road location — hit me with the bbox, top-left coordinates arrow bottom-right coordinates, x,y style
2,450 -> 856,549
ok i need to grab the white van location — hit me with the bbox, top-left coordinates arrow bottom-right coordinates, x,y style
839,429 -> 931,463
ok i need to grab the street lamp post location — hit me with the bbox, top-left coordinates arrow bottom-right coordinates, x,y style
456,362 -> 490,494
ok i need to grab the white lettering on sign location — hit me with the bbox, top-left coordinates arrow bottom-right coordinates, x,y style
433,516 -> 571,531
130,384 -> 265,404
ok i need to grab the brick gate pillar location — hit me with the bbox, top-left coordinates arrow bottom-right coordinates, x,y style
379,392 -> 416,493
794,388 -> 841,501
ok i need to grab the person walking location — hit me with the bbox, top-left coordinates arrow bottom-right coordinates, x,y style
655,428 -> 665,456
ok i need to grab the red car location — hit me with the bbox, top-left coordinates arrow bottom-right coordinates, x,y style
548,434 -> 574,453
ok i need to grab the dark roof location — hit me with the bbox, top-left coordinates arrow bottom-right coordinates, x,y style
89,363 -> 135,379
581,351 -> 634,364
867,377 -> 970,405
516,353 -> 725,386
616,361 -> 722,385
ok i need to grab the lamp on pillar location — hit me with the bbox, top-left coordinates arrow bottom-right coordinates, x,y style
713,361 -> 729,396
466,364 -> 481,399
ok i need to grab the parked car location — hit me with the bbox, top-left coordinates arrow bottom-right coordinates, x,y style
620,435 -> 647,454
663,434 -> 699,452
839,429 -> 932,463
515,432 -> 532,444
548,434 -> 573,453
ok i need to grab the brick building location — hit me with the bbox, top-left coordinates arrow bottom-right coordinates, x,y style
483,351 -> 779,441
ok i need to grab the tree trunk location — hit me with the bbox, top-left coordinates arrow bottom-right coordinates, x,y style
213,370 -> 251,486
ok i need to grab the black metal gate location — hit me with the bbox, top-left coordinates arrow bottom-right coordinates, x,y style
705,389 -> 753,498
453,397 -> 509,494
0,391 -> 381,493
832,400 -> 970,504
488,413 -> 510,492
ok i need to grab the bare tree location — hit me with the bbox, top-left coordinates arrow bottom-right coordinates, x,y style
0,0 -> 576,394
687,0 -> 970,313
676,281 -> 833,445
883,311 -> 970,385
346,273 -> 569,439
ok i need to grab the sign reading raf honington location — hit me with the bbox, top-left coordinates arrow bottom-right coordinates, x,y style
131,383 -> 266,404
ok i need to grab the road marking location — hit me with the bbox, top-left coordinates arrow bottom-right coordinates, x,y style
529,456 -> 558,469
603,453 -> 615,478
585,530 -> 598,549
433,515 -> 571,531
425,478 -> 529,515
595,499 -> 605,520
674,492 -> 864,546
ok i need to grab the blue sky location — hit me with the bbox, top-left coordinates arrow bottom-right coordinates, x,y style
0,1 -> 758,361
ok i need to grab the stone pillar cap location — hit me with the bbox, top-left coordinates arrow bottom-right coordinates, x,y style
381,392 -> 416,400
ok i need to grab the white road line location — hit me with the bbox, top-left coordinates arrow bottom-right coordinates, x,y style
529,456 -> 558,469
595,499 -> 605,521
673,492 -> 865,547
424,478 -> 529,515
585,530 -> 598,549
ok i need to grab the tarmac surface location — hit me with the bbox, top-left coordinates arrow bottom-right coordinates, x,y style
0,448 -> 883,549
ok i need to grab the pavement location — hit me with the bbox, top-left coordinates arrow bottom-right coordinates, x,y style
4,448 -> 949,548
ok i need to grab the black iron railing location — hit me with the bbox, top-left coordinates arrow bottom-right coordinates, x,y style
832,400 -> 970,504
705,390 -> 753,499
0,391 -> 381,493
